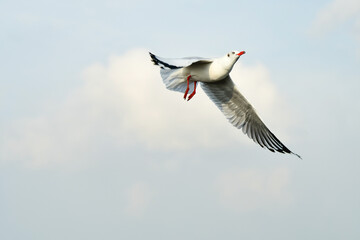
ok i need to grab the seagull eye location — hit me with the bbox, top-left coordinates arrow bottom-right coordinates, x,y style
232,51 -> 235,54
227,53 -> 230,57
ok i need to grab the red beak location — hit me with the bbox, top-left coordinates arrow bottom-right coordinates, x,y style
237,51 -> 246,56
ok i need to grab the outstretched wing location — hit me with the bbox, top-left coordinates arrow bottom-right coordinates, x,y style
149,52 -> 213,69
201,75 -> 301,158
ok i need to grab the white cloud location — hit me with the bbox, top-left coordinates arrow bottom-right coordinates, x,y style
311,0 -> 360,35
125,182 -> 152,218
215,167 -> 292,212
1,49 -> 292,166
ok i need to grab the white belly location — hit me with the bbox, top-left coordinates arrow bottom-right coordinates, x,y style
182,61 -> 229,82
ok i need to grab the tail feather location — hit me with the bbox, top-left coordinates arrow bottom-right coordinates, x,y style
160,68 -> 197,93
150,52 -> 196,94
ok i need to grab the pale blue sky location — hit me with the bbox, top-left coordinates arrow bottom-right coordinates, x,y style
1,0 -> 360,239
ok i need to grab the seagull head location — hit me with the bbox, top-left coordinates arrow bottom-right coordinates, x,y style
226,50 -> 245,60
223,50 -> 246,69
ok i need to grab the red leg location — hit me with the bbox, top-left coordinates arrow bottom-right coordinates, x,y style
183,75 -> 191,99
187,81 -> 197,101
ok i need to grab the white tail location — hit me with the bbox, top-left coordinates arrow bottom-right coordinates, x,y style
160,68 -> 196,93
150,52 -> 196,94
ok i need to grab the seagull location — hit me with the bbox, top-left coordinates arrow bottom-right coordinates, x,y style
149,51 -> 301,159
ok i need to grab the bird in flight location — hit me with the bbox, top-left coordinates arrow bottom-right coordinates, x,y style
149,50 -> 301,159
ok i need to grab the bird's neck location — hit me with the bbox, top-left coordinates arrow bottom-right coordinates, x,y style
218,57 -> 236,73
209,58 -> 233,81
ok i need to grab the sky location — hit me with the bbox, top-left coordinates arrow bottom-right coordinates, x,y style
1,0 -> 360,239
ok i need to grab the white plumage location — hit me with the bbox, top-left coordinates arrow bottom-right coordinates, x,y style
150,51 -> 301,158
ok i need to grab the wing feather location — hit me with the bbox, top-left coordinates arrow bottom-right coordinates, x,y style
149,52 -> 213,69
201,76 -> 301,158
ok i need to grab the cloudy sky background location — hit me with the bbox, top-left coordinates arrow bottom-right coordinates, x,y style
1,0 -> 360,239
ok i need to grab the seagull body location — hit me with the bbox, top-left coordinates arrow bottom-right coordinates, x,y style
149,51 -> 301,158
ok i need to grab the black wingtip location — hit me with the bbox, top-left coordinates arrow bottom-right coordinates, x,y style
148,52 -> 181,70
292,152 -> 302,159
260,130 -> 301,159
149,52 -> 157,65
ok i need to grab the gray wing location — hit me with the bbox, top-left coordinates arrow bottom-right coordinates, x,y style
201,75 -> 301,158
149,52 -> 213,69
